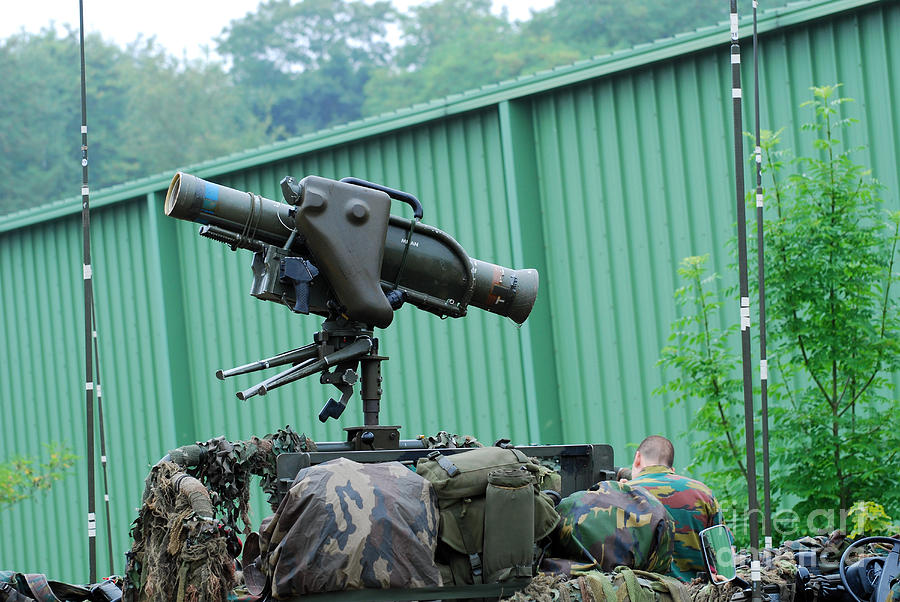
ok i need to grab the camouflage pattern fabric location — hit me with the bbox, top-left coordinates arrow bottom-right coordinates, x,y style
505,567 -> 691,602
420,431 -> 483,448
554,481 -> 674,573
253,457 -> 441,597
629,465 -> 723,582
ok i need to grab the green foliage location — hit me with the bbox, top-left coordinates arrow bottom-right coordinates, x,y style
846,501 -> 896,538
763,85 -> 900,518
658,85 -> 900,544
655,255 -> 761,546
524,0 -> 734,58
0,443 -> 78,512
216,0 -> 397,137
0,28 -> 269,215
0,0 -> 797,214
361,0 -> 580,116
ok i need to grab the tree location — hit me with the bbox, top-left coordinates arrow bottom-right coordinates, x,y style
362,0 -> 578,116
763,86 -> 900,517
0,28 -> 81,215
0,28 -> 270,214
657,85 -> 900,543
0,444 -> 77,512
656,255 -> 762,545
216,0 -> 397,137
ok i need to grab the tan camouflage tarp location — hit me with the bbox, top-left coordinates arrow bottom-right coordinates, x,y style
250,457 -> 442,598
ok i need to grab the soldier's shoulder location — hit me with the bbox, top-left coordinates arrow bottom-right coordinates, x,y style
675,473 -> 715,494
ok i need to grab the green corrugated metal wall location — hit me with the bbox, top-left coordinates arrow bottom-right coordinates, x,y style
1,0 -> 898,581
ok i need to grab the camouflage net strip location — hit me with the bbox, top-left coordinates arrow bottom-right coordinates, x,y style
505,567 -> 691,602
125,426 -> 314,602
125,461 -> 235,602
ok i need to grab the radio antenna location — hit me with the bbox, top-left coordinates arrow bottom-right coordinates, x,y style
729,1 -> 763,600
77,0 -> 114,580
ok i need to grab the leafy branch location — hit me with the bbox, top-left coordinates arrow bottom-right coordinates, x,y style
0,443 -> 77,512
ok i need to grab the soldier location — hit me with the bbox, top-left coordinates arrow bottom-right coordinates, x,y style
628,435 -> 723,582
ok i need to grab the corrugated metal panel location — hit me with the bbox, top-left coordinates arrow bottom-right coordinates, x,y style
523,0 -> 900,462
1,0 -> 898,581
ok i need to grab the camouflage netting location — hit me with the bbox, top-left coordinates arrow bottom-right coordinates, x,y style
504,567 -> 691,602
689,531 -> 851,602
505,530 -> 861,602
161,426 -> 316,534
419,430 -> 484,448
125,461 -> 234,602
124,427 -> 315,602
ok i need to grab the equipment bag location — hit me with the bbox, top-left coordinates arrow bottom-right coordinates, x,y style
416,447 -> 560,585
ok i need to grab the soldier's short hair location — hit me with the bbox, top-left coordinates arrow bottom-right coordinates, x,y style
637,435 -> 674,468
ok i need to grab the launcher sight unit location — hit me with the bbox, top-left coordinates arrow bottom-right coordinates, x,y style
164,172 -> 539,432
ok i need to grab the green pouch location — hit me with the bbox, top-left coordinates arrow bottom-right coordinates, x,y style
416,447 -> 532,499
417,447 -> 560,585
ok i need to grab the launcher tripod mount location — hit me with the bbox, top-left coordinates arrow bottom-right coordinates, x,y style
215,316 -> 398,450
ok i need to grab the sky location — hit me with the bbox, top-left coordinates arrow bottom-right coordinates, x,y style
1,0 -> 556,61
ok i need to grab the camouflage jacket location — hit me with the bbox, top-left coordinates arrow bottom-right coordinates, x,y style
628,465 -> 723,582
554,480 -> 675,573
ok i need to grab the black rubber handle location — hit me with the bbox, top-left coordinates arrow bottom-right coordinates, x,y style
341,177 -> 424,220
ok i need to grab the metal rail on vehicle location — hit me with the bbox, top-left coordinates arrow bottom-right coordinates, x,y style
273,440 -> 616,507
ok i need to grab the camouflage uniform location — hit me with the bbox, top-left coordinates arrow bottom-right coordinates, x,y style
629,465 -> 723,582
553,480 -> 675,573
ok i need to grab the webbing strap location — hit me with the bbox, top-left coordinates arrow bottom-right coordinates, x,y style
21,575 -> 59,602
586,572 -> 617,602
632,570 -> 691,602
619,568 -> 653,602
427,451 -> 460,477
176,563 -> 189,602
0,583 -> 33,602
452,503 -> 482,584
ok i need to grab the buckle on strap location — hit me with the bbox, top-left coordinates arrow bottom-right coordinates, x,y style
468,553 -> 483,580
427,451 -> 459,477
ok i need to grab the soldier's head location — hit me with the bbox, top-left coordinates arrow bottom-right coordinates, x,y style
632,435 -> 674,476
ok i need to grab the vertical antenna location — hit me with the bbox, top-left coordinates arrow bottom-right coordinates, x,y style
78,0 -> 98,583
92,304 -> 116,572
729,1 -> 762,600
752,0 -> 774,550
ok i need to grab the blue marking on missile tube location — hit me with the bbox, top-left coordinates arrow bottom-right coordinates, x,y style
202,182 -> 219,211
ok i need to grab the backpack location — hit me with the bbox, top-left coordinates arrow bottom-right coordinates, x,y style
415,446 -> 560,585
